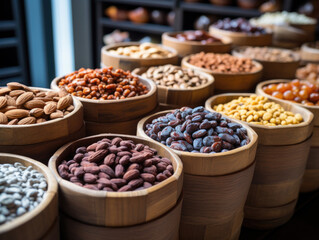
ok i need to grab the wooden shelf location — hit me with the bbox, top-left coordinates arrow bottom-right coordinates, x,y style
100,18 -> 174,34
180,2 -> 261,18
0,20 -> 16,31
0,37 -> 18,48
98,0 -> 174,8
0,66 -> 21,79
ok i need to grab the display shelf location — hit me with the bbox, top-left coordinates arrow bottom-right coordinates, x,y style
98,0 -> 175,8
100,18 -> 174,34
0,37 -> 18,48
0,20 -> 16,31
0,66 -> 21,79
180,2 -> 261,18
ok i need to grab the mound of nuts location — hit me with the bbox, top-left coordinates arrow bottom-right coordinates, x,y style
237,47 -> 298,62
187,52 -> 258,73
0,162 -> 47,225
213,18 -> 267,35
213,95 -> 303,126
108,43 -> 174,59
140,65 -> 209,89
57,137 -> 174,192
58,67 -> 149,100
174,30 -> 221,44
145,106 -> 250,153
296,64 -> 319,85
0,82 -> 74,125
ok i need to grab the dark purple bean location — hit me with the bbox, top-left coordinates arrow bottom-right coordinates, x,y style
222,141 -> 234,150
219,133 -> 236,145
200,120 -> 212,129
216,126 -> 234,135
193,138 -> 203,150
192,106 -> 204,113
183,131 -> 193,144
203,136 -> 214,146
211,142 -> 222,152
170,142 -> 187,151
192,129 -> 207,138
186,123 -> 199,134
192,115 -> 202,122
227,122 -> 242,130
166,137 -> 173,146
170,131 -> 184,140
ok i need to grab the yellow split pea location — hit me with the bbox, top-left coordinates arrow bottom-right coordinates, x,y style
213,95 -> 303,126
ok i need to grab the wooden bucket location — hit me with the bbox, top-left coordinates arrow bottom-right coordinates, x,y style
60,195 -> 182,240
301,42 -> 319,63
162,31 -> 232,58
205,93 -> 314,229
0,153 -> 58,240
101,42 -> 179,71
48,133 -> 183,227
256,79 -> 319,192
209,26 -> 273,47
137,110 -> 258,239
0,87 -> 85,164
181,55 -> 263,93
133,67 -> 215,108
232,47 -> 300,80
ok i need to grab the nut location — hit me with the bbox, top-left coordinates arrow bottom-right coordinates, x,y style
16,92 -> 34,106
5,109 -> 30,119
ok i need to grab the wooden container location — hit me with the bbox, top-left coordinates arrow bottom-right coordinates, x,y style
181,55 -> 263,92
232,46 -> 300,80
60,195 -> 182,240
137,110 -> 258,239
162,31 -> 232,58
0,153 -> 58,240
301,42 -> 319,63
205,93 -> 314,229
0,87 -> 85,164
256,79 -> 319,192
132,67 -> 215,109
101,42 -> 178,71
209,26 -> 273,47
48,134 -> 183,227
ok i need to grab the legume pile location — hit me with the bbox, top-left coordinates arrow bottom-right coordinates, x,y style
0,162 -> 47,225
213,95 -> 303,126
58,137 -> 174,192
213,18 -> 267,34
237,47 -> 297,62
58,67 -> 149,100
145,106 -> 250,153
108,43 -> 174,59
188,52 -> 258,73
296,64 -> 319,86
262,79 -> 319,106
140,65 -> 209,89
174,30 -> 221,44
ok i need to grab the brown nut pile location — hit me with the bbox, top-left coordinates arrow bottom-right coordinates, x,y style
188,52 -> 258,73
108,43 -> 174,59
57,137 -> 174,192
0,82 -> 74,125
141,65 -> 209,89
238,47 -> 297,62
58,67 -> 149,100
296,64 -> 319,85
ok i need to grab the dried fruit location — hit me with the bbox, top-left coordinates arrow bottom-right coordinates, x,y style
5,109 -> 29,119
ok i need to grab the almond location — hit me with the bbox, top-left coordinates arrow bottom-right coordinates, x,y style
0,96 -> 7,108
64,111 -> 70,116
7,82 -> 24,90
50,110 -> 63,119
30,108 -> 44,118
59,88 -> 69,97
0,87 -> 11,96
24,99 -> 45,109
5,109 -> 29,119
6,96 -> 16,106
36,92 -> 46,97
36,118 -> 46,123
46,91 -> 58,98
57,95 -> 72,110
53,96 -> 60,102
8,119 -> 18,125
18,116 -> 36,125
16,92 -> 34,106
34,97 -> 52,102
0,112 -> 8,124
66,105 -> 74,112
9,90 -> 25,97
44,102 -> 57,115
0,106 -> 17,113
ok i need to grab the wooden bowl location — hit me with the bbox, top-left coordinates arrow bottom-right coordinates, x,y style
209,26 -> 273,46
256,79 -> 319,126
48,134 -> 183,227
60,195 -> 182,240
0,153 -> 58,240
101,42 -> 179,71
51,75 -> 157,123
205,93 -> 314,145
137,110 -> 258,176
232,46 -> 300,80
181,55 -> 263,92
162,31 -> 232,58
132,66 -> 215,108
301,42 -> 319,63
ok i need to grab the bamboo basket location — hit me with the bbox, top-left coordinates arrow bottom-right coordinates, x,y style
205,93 -> 314,229
209,26 -> 273,46
132,67 -> 215,109
0,87 -> 85,164
232,46 -> 300,80
60,195 -> 182,240
137,110 -> 258,239
181,55 -> 263,92
162,32 -> 232,58
0,153 -> 58,240
301,42 -> 319,63
48,134 -> 183,227
101,42 -> 178,71
256,79 -> 319,192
